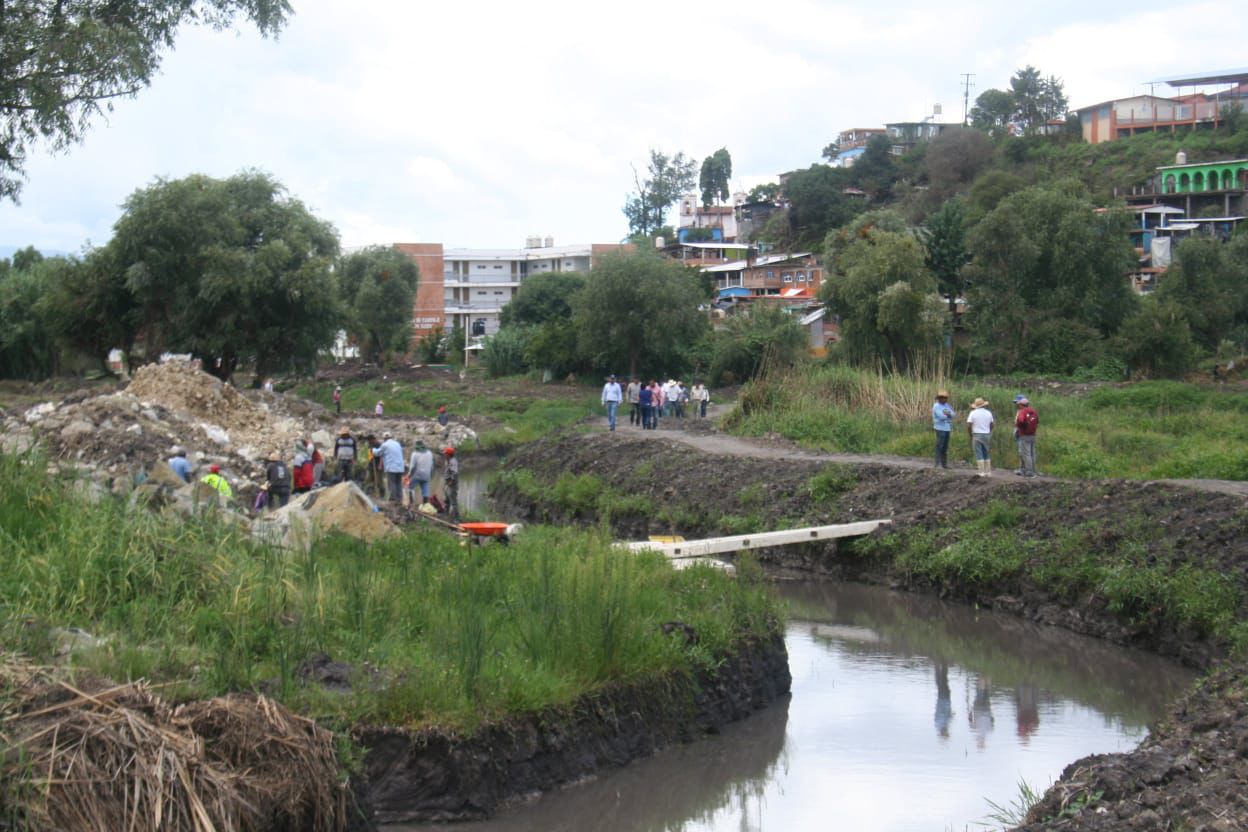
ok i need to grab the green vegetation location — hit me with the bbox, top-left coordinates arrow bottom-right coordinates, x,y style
728,363 -> 1248,480
848,498 -> 1241,642
0,452 -> 781,730
293,377 -> 599,448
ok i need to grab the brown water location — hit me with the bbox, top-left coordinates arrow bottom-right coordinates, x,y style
390,580 -> 1195,832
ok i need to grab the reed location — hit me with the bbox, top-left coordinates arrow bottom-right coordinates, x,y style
0,452 -> 780,729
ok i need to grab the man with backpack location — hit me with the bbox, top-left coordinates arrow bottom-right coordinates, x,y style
1013,395 -> 1039,478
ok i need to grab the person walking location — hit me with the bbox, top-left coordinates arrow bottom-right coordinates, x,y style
442,446 -> 460,520
638,382 -> 655,430
407,440 -> 435,504
333,426 -> 357,483
375,432 -> 405,503
966,397 -> 995,477
691,382 -> 710,418
601,374 -> 623,431
1013,395 -> 1039,478
931,390 -> 955,469
626,377 -> 642,426
264,451 -> 292,508
375,400 -> 384,417
651,380 -> 664,426
333,385 -> 342,415
167,446 -> 192,482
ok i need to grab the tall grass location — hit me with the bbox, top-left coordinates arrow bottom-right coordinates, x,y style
0,452 -> 780,729
726,363 -> 1248,480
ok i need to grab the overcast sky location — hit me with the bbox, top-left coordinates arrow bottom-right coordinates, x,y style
3,0 -> 1246,255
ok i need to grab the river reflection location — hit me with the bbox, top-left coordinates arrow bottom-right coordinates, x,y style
390,581 -> 1195,832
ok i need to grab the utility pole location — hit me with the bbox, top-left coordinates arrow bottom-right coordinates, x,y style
961,73 -> 976,125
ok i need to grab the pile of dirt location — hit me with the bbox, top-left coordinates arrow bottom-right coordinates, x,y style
0,659 -> 347,832
252,482 -> 398,551
127,359 -> 304,457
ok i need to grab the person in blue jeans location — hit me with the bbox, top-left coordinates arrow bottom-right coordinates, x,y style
638,383 -> 655,430
931,389 -> 955,469
601,374 -> 622,431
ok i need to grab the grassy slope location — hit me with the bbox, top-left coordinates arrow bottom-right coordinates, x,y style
0,452 -> 780,730
725,365 -> 1248,480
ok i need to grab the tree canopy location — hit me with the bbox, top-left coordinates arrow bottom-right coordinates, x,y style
699,147 -> 733,207
623,149 -> 697,240
969,66 -> 1067,137
964,182 -> 1136,372
573,250 -> 708,378
0,0 -> 291,200
106,170 -> 341,377
337,246 -> 420,364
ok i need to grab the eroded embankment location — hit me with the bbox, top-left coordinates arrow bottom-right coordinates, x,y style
355,633 -> 790,824
495,431 -> 1248,830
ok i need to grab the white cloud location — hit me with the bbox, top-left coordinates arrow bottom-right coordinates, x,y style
2,0 -> 1245,254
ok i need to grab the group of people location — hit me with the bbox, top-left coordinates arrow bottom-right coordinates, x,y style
168,427 -> 461,519
601,376 -> 710,431
932,390 -> 1040,478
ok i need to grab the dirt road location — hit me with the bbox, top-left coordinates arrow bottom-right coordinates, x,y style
606,408 -> 1248,497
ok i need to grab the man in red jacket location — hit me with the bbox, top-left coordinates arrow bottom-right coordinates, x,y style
1013,394 -> 1039,478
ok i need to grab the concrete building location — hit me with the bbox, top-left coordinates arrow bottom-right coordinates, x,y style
677,193 -> 739,243
1074,68 -> 1248,144
395,239 -> 627,342
703,252 -> 823,298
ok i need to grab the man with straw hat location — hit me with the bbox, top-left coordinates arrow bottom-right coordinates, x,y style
931,389 -> 955,469
966,397 -> 995,477
333,425 -> 357,484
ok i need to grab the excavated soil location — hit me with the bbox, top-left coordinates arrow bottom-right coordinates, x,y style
496,430 -> 1248,831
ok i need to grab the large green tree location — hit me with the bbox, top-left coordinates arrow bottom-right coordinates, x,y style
573,250 -> 707,378
106,170 -> 341,377
820,226 -> 945,366
699,147 -> 733,207
337,246 -> 420,364
775,164 -> 858,248
499,271 -> 587,376
964,182 -> 1136,373
1154,236 -> 1248,351
0,0 -> 291,200
922,198 -> 970,317
623,149 -> 697,240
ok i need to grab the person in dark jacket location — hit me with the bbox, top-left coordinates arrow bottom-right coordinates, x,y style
264,451 -> 292,508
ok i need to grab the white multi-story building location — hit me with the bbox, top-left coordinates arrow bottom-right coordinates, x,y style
396,238 -> 626,342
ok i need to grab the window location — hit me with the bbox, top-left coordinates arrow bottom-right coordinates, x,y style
782,273 -> 793,283
494,291 -> 503,295
767,270 -> 774,279
471,319 -> 486,336
797,271 -> 806,282
494,264 -> 503,269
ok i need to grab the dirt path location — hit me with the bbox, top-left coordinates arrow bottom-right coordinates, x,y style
607,408 -> 1248,498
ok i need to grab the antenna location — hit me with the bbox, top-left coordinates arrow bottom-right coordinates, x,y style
961,73 -> 976,125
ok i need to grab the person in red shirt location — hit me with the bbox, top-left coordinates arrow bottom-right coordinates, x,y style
1013,395 -> 1039,478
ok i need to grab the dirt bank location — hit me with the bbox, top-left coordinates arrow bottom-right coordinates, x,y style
354,634 -> 790,824
495,430 -> 1248,830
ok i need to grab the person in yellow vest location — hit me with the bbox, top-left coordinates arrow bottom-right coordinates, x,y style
199,464 -> 234,499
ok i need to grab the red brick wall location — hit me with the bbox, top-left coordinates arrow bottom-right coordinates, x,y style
394,243 -> 445,343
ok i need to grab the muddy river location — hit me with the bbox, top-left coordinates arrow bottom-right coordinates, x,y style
389,576 -> 1194,832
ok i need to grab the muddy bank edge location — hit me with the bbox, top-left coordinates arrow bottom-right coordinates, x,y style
354,633 -> 790,824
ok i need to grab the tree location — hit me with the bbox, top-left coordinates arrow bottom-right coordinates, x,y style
964,182 -> 1137,373
777,164 -> 858,248
622,149 -> 697,239
106,170 -> 341,378
849,134 -> 898,199
698,148 -> 732,207
820,227 -> 945,365
573,250 -> 708,378
0,255 -> 61,377
337,246 -> 420,364
708,305 -> 807,385
820,139 -> 840,162
1009,66 -> 1067,135
924,127 -> 994,200
969,88 -> 1015,135
1116,298 -> 1199,378
745,182 -> 780,203
499,272 -> 585,327
922,198 -> 970,317
0,1 -> 291,201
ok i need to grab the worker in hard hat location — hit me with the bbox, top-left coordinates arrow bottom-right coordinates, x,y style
199,464 -> 233,499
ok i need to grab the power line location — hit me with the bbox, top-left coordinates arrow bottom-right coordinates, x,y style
961,73 -> 976,125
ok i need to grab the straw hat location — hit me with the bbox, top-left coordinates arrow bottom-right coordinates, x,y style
971,397 -> 989,408
936,389 -> 949,398
339,425 -> 350,435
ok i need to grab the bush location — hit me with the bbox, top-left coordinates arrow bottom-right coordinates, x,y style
482,327 -> 530,377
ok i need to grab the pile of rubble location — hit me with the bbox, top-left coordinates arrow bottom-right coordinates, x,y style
1,358 -> 479,547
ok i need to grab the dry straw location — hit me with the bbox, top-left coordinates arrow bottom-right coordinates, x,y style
0,658 -> 346,832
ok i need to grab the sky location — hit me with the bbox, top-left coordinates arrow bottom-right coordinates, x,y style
3,0 -> 1247,256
